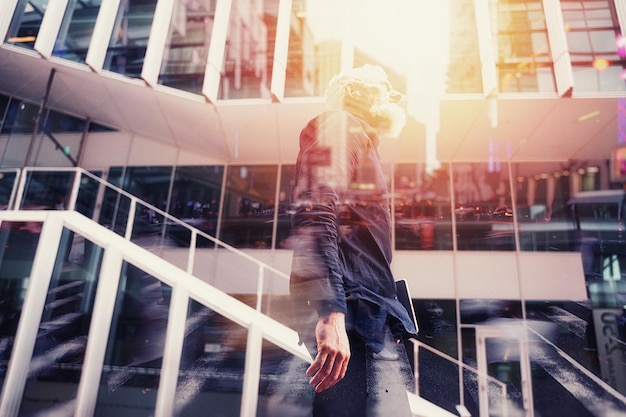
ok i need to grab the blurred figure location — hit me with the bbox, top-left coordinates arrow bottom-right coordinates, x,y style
289,65 -> 417,415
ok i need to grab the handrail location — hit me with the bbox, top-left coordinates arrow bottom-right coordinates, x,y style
0,210 -> 311,417
526,325 -> 626,405
11,167 -> 291,312
409,338 -> 509,417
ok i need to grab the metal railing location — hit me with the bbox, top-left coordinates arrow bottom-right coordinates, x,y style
0,209 -> 310,417
410,338 -> 509,417
8,167 -> 290,313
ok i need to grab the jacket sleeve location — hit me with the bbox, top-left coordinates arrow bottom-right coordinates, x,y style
290,112 -> 368,317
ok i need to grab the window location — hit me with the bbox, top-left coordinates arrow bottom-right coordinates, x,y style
561,0 -> 626,92
219,165 -> 277,248
158,0 -> 217,94
491,0 -> 556,93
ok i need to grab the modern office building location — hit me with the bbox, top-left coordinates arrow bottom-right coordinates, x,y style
0,0 -> 625,416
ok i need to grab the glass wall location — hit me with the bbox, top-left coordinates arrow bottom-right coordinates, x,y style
95,158 -> 623,253
4,1 -> 626,100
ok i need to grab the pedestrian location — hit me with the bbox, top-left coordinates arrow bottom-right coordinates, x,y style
289,64 -> 418,415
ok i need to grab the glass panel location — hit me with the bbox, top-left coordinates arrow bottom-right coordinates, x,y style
218,0 -> 279,99
173,298 -> 246,416
513,161 -> 579,252
394,163 -> 453,250
0,170 -> 19,209
460,299 -> 522,324
94,263 -> 171,416
76,171 -> 103,219
485,336 -> 524,412
219,165 -> 277,249
19,170 -> 75,210
52,0 -> 103,63
122,166 -> 172,210
170,166 -> 223,239
0,221 -> 41,392
99,168 -> 132,236
413,299 -> 457,350
562,0 -> 626,92
525,300 -> 600,379
275,164 -> 294,249
4,0 -> 46,49
158,0 -> 217,94
29,110 -> 86,167
415,340 -> 462,415
103,0 -> 157,77
285,0 -> 343,97
257,339 -> 311,416
446,0 -> 483,93
0,100 -> 39,168
0,95 -> 9,129
491,0 -> 556,93
103,166 -> 173,236
18,230 -> 104,415
452,162 -> 515,251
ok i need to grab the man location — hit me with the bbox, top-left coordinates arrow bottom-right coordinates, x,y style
289,65 -> 418,413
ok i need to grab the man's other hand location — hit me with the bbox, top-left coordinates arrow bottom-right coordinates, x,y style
306,312 -> 350,392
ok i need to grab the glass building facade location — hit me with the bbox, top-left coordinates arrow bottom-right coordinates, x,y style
1,0 -> 626,416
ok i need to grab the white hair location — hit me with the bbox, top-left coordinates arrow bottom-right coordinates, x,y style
324,65 -> 406,138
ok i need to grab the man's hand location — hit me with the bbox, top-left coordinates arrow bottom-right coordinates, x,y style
306,312 -> 350,392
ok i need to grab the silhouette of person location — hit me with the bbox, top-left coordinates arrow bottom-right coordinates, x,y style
289,65 -> 418,414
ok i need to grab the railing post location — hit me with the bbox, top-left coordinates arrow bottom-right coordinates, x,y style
125,198 -> 137,240
74,246 -> 124,417
187,229 -> 197,274
256,266 -> 265,312
66,168 -> 82,212
12,168 -> 29,210
155,285 -> 189,417
0,213 -> 63,417
240,325 -> 263,417
411,339 -> 420,397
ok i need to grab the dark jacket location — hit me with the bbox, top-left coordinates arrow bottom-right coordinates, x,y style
289,110 -> 417,336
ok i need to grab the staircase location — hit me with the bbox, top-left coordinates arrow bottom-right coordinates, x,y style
6,167 -> 621,417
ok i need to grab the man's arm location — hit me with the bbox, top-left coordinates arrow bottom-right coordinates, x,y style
306,312 -> 351,392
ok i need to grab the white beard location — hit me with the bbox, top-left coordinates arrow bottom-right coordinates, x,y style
366,101 -> 407,139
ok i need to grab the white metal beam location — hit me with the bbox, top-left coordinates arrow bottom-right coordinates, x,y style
34,0 -> 68,58
269,0 -> 292,102
203,0 -> 233,102
74,246 -> 123,417
85,0 -> 121,72
543,0 -> 574,96
474,0 -> 498,96
142,0 -> 176,86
